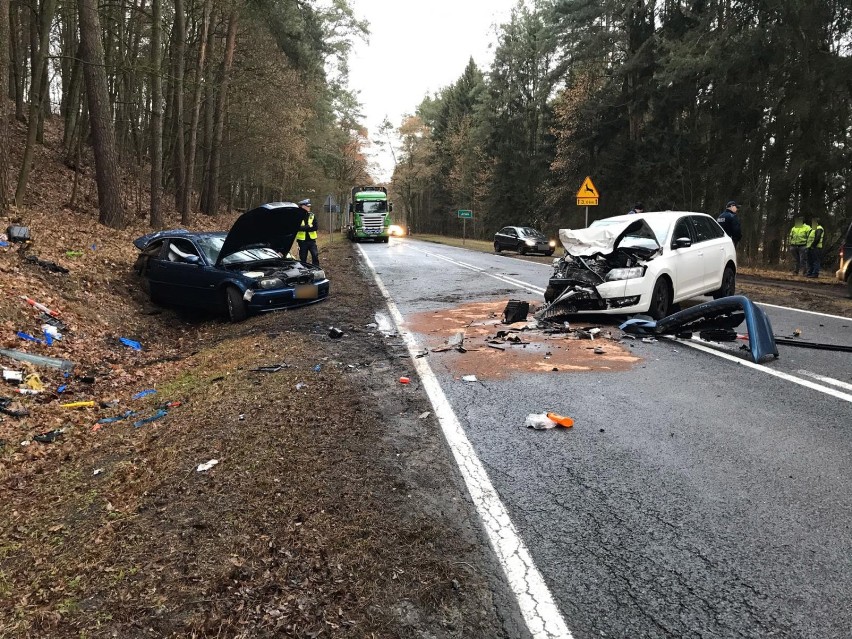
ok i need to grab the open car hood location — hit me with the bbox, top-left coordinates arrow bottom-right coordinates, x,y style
558,219 -> 659,257
216,202 -> 305,265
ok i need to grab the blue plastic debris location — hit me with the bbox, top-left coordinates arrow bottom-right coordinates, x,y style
119,337 -> 142,350
57,385 -> 67,394
132,389 -> 157,400
17,331 -> 44,344
313,364 -> 321,372
97,410 -> 137,424
133,409 -> 168,428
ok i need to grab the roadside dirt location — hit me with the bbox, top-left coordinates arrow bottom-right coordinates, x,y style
0,225 -> 523,637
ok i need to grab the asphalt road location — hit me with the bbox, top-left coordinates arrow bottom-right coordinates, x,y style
360,237 -> 852,639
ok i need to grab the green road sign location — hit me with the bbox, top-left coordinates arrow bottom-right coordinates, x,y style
458,210 -> 473,219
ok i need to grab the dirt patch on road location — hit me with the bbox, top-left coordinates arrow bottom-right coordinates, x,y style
406,301 -> 640,379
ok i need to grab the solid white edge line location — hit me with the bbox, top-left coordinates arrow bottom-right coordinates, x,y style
796,369 -> 852,392
683,338 -> 852,403
357,244 -> 573,639
756,301 -> 851,321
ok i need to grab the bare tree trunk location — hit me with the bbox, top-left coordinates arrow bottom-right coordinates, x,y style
183,0 -> 211,222
78,0 -> 126,228
149,0 -> 163,227
172,0 -> 186,212
63,46 -> 83,156
9,3 -> 25,120
200,9 -> 238,216
0,0 -> 9,214
14,0 -> 58,205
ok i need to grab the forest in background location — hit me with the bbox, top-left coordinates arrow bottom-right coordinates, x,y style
390,0 -> 852,265
0,0 -> 372,229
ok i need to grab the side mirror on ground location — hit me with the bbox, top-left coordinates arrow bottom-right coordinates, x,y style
672,237 -> 692,249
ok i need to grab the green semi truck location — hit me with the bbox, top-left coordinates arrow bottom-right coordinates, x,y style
347,186 -> 393,243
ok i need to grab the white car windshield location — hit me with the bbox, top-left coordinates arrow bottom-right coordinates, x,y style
196,236 -> 284,264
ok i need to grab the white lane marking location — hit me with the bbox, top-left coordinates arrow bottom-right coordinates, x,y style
682,339 -> 852,403
358,245 -> 573,639
756,302 -> 851,321
796,369 -> 852,392
404,243 -> 547,295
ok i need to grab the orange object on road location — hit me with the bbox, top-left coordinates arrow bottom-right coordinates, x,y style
546,412 -> 574,428
399,377 -> 410,384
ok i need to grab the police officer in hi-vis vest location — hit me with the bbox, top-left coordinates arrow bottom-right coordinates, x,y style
296,198 -> 319,266
788,215 -> 811,275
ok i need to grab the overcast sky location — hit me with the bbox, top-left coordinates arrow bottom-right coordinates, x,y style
346,0 -> 520,181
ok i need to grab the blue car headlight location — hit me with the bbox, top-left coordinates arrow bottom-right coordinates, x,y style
259,277 -> 283,289
605,267 -> 645,281
312,269 -> 326,282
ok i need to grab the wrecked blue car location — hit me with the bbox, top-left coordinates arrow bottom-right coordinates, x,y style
133,202 -> 329,321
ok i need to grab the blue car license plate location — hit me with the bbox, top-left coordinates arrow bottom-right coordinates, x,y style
294,284 -> 318,299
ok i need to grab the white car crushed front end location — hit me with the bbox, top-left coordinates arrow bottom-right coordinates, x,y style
542,219 -> 661,317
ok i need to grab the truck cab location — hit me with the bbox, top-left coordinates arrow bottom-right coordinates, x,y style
347,186 -> 393,243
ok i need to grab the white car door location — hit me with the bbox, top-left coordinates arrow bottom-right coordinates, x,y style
690,214 -> 727,291
669,217 -> 705,299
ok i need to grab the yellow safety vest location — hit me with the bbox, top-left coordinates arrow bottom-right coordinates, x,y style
296,214 -> 317,241
806,224 -> 824,249
788,223 -> 810,246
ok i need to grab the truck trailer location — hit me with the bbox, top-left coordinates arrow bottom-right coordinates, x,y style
347,186 -> 393,243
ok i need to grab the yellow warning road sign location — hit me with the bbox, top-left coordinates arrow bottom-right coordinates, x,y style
576,176 -> 599,198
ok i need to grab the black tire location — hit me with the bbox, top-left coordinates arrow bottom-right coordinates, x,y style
518,245 -> 528,255
224,286 -> 247,322
545,250 -> 554,257
648,278 -> 671,320
494,241 -> 501,253
382,237 -> 389,243
712,265 -> 736,299
544,285 -> 558,303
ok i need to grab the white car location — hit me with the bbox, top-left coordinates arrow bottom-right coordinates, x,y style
543,211 -> 737,319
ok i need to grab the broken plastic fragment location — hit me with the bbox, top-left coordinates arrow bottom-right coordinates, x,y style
119,337 -> 142,350
196,459 -> 219,472
525,413 -> 557,429
24,373 -> 44,391
61,400 -> 95,409
133,409 -> 168,428
418,411 -> 431,419
296,382 -> 307,390
399,377 -> 410,384
16,331 -> 44,344
461,375 -> 478,382
313,364 -> 321,372
132,389 -> 157,400
2,369 -> 23,382
20,296 -> 60,317
328,326 -> 344,338
93,468 -> 104,476
593,346 -> 605,354
546,412 -> 575,428
33,429 -> 64,443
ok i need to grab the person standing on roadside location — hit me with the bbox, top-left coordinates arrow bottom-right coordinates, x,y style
296,198 -> 320,266
788,216 -> 811,275
627,202 -> 644,215
805,216 -> 824,278
717,200 -> 742,246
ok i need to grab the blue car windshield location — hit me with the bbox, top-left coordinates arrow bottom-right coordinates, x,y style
196,236 -> 284,265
